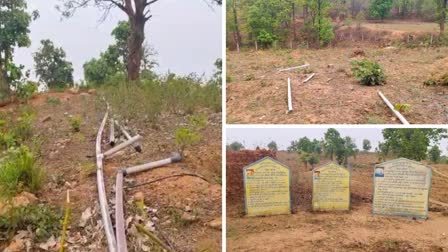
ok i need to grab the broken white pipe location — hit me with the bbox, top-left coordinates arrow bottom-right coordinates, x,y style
109,118 -> 115,146
303,73 -> 316,83
114,120 -> 142,153
287,78 -> 293,113
278,63 -> 310,72
124,153 -> 182,175
95,110 -> 117,252
103,135 -> 143,157
115,171 -> 128,252
377,91 -> 410,125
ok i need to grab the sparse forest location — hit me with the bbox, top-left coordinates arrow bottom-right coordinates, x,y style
227,0 -> 448,49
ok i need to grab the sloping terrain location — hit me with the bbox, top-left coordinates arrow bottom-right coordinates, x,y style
227,152 -> 448,251
0,91 -> 222,251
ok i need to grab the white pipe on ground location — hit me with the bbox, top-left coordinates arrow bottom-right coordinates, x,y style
103,135 -> 143,157
287,78 -> 293,113
377,91 -> 410,125
96,110 -> 117,252
124,153 -> 182,175
109,118 -> 115,146
278,63 -> 310,72
115,170 -> 128,252
303,73 -> 316,83
114,120 -> 142,153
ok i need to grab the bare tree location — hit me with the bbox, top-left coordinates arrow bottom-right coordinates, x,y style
58,0 -> 221,82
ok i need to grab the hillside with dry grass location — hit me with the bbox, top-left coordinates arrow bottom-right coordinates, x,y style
0,89 -> 222,252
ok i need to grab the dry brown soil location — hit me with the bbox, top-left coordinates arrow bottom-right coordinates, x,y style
0,91 -> 222,251
227,46 -> 448,124
227,152 -> 448,252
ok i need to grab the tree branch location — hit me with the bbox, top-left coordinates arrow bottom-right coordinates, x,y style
145,0 -> 160,6
108,0 -> 127,12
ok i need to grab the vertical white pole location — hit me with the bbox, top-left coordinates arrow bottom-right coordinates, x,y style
287,78 -> 293,112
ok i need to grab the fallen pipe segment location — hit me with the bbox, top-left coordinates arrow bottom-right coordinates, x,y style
278,63 -> 310,72
114,153 -> 182,252
115,171 -> 128,252
377,91 -> 410,124
303,73 -> 316,83
96,110 -> 117,252
114,120 -> 142,153
124,153 -> 182,175
287,78 -> 293,113
103,135 -> 143,157
109,118 -> 115,146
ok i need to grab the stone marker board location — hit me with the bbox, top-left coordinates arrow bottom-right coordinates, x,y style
373,158 -> 432,219
312,162 -> 350,211
243,157 -> 291,216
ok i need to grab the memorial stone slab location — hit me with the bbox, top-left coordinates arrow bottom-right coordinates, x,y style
243,157 -> 291,216
312,162 -> 350,211
373,158 -> 432,219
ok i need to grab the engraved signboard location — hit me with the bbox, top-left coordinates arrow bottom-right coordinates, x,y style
243,157 -> 291,216
312,162 -> 350,211
373,158 -> 432,219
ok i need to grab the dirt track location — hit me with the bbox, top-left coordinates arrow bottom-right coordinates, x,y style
227,152 -> 448,251
227,46 -> 448,124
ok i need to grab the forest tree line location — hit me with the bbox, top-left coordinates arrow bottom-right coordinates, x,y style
227,0 -> 448,49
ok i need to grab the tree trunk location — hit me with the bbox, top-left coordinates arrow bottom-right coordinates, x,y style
0,49 -> 11,104
440,0 -> 447,35
127,16 -> 145,81
232,0 -> 241,52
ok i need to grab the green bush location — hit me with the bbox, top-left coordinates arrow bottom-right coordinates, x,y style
69,116 -> 82,132
12,111 -> 34,142
175,128 -> 201,154
424,72 -> 448,86
0,146 -> 44,199
0,204 -> 62,242
0,110 -> 34,150
46,97 -> 61,104
0,132 -> 16,150
351,59 -> 386,86
15,81 -> 38,102
257,30 -> 276,48
100,81 -> 163,123
188,114 -> 207,131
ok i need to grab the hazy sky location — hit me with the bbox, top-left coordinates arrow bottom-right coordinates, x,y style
227,127 -> 448,154
15,0 -> 222,81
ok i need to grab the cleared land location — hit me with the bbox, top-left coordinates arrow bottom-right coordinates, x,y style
227,152 -> 448,252
363,21 -> 439,33
0,91 -> 222,251
227,22 -> 448,124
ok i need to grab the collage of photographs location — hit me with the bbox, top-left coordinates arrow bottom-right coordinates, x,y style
0,0 -> 448,251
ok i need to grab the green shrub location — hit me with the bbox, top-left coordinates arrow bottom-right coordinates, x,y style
188,114 -> 207,131
424,72 -> 448,86
351,59 -> 386,86
0,132 -> 16,150
46,97 -> 61,104
12,111 -> 34,142
0,204 -> 62,242
15,81 -> 37,102
393,103 -> 411,113
175,128 -> 201,154
0,146 -> 44,198
69,116 -> 82,132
